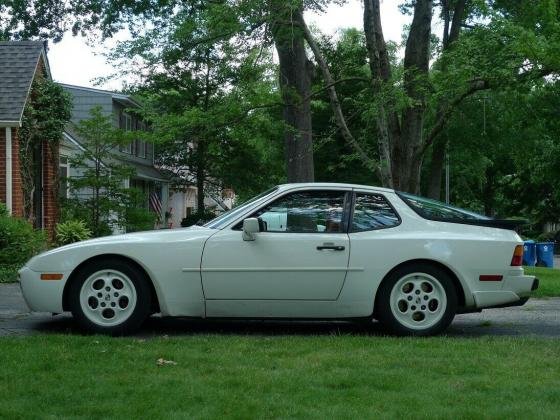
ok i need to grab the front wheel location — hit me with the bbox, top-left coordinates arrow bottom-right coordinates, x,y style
376,264 -> 457,336
68,259 -> 151,335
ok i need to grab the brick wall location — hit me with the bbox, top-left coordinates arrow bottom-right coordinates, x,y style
11,128 -> 24,217
42,139 -> 59,237
0,127 -> 24,217
0,128 -> 5,205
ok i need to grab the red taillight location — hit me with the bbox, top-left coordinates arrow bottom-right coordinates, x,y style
511,245 -> 524,266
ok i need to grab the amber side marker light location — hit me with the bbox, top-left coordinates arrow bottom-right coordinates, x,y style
511,245 -> 524,266
40,273 -> 63,281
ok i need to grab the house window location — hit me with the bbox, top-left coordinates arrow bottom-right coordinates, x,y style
136,139 -> 146,158
119,113 -> 133,154
59,156 -> 70,198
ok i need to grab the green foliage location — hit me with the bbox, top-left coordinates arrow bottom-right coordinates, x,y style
55,220 -> 92,246
180,211 -> 217,227
19,78 -> 72,220
110,2 -> 286,201
0,264 -> 20,283
59,198 -> 113,237
0,209 -> 46,269
68,106 -> 137,237
124,190 -> 158,232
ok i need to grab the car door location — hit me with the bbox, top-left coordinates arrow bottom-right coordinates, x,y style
201,189 -> 351,304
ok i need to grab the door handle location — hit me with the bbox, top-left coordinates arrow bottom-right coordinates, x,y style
317,244 -> 345,251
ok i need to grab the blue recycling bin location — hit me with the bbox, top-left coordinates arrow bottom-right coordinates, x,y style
523,240 -> 536,266
536,242 -> 555,268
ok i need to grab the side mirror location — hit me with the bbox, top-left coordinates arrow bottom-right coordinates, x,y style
242,218 -> 261,241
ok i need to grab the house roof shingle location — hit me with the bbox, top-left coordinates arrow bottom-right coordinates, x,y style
0,41 -> 48,125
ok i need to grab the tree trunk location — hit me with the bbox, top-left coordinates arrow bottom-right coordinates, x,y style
363,0 -> 396,187
426,0 -> 467,199
427,136 -> 446,199
392,0 -> 433,193
196,140 -> 205,215
483,165 -> 495,217
362,0 -> 432,193
271,1 -> 314,182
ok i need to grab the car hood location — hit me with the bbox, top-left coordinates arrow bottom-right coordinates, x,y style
25,226 -> 216,271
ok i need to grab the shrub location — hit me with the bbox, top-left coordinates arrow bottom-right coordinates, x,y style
55,220 -> 92,246
125,207 -> 158,232
181,211 -> 217,227
0,264 -> 19,283
0,209 -> 46,268
60,198 -> 112,237
124,189 -> 158,232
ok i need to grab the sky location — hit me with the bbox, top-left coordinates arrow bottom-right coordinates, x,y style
47,0 -> 411,91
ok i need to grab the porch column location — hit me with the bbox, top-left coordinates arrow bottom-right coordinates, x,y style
5,127 -> 12,214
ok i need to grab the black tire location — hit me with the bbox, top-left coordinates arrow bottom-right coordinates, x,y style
376,263 -> 458,336
68,258 -> 152,335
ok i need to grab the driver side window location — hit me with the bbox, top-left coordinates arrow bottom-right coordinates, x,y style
250,190 -> 346,233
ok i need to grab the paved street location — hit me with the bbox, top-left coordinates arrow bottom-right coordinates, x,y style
1,283 -> 559,338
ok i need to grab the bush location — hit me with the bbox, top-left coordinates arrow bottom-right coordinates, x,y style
0,206 -> 46,269
60,198 -> 112,237
0,264 -> 19,283
55,220 -> 92,246
125,207 -> 158,232
124,189 -> 158,232
181,211 -> 217,227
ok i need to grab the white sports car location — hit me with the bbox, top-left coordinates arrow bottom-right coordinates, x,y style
19,183 -> 538,336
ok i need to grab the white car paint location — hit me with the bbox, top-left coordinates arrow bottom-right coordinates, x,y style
19,183 -> 535,326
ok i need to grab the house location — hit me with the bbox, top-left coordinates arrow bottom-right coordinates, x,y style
0,41 -> 58,234
60,84 -> 170,229
168,185 -> 235,228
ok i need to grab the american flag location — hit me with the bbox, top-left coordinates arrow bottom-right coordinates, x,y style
149,191 -> 162,220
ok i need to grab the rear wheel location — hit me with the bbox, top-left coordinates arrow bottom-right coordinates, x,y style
68,259 -> 151,335
376,264 -> 457,336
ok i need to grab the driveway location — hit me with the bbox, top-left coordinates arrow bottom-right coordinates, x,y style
1,283 -> 559,337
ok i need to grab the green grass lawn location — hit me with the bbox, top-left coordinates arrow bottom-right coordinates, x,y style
525,267 -> 560,298
1,335 -> 559,418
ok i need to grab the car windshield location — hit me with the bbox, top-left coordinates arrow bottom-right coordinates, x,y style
204,187 -> 279,229
399,192 -> 491,221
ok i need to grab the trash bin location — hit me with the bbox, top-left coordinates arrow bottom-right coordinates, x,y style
536,242 -> 555,268
523,240 -> 536,266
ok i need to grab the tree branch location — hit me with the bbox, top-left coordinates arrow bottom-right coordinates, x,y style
297,14 -> 382,176
421,78 -> 490,155
303,77 -> 370,101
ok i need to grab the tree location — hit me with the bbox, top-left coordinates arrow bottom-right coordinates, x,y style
66,107 -> 137,236
0,0 -> 341,184
104,1 -> 285,213
300,0 -> 560,194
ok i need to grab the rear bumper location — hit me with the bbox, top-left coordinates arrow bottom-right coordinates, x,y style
472,274 -> 538,309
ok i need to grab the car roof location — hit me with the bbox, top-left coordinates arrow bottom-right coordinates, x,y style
276,182 -> 396,194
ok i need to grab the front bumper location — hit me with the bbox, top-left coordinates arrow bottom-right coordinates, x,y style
472,274 -> 538,309
18,266 -> 67,313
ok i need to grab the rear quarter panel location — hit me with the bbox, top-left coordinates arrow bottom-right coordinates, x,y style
338,192 -> 522,316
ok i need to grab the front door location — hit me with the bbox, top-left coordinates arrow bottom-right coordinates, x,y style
201,190 -> 350,305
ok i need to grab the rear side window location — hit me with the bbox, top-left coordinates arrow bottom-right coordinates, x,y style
398,192 -> 490,221
351,193 -> 400,232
